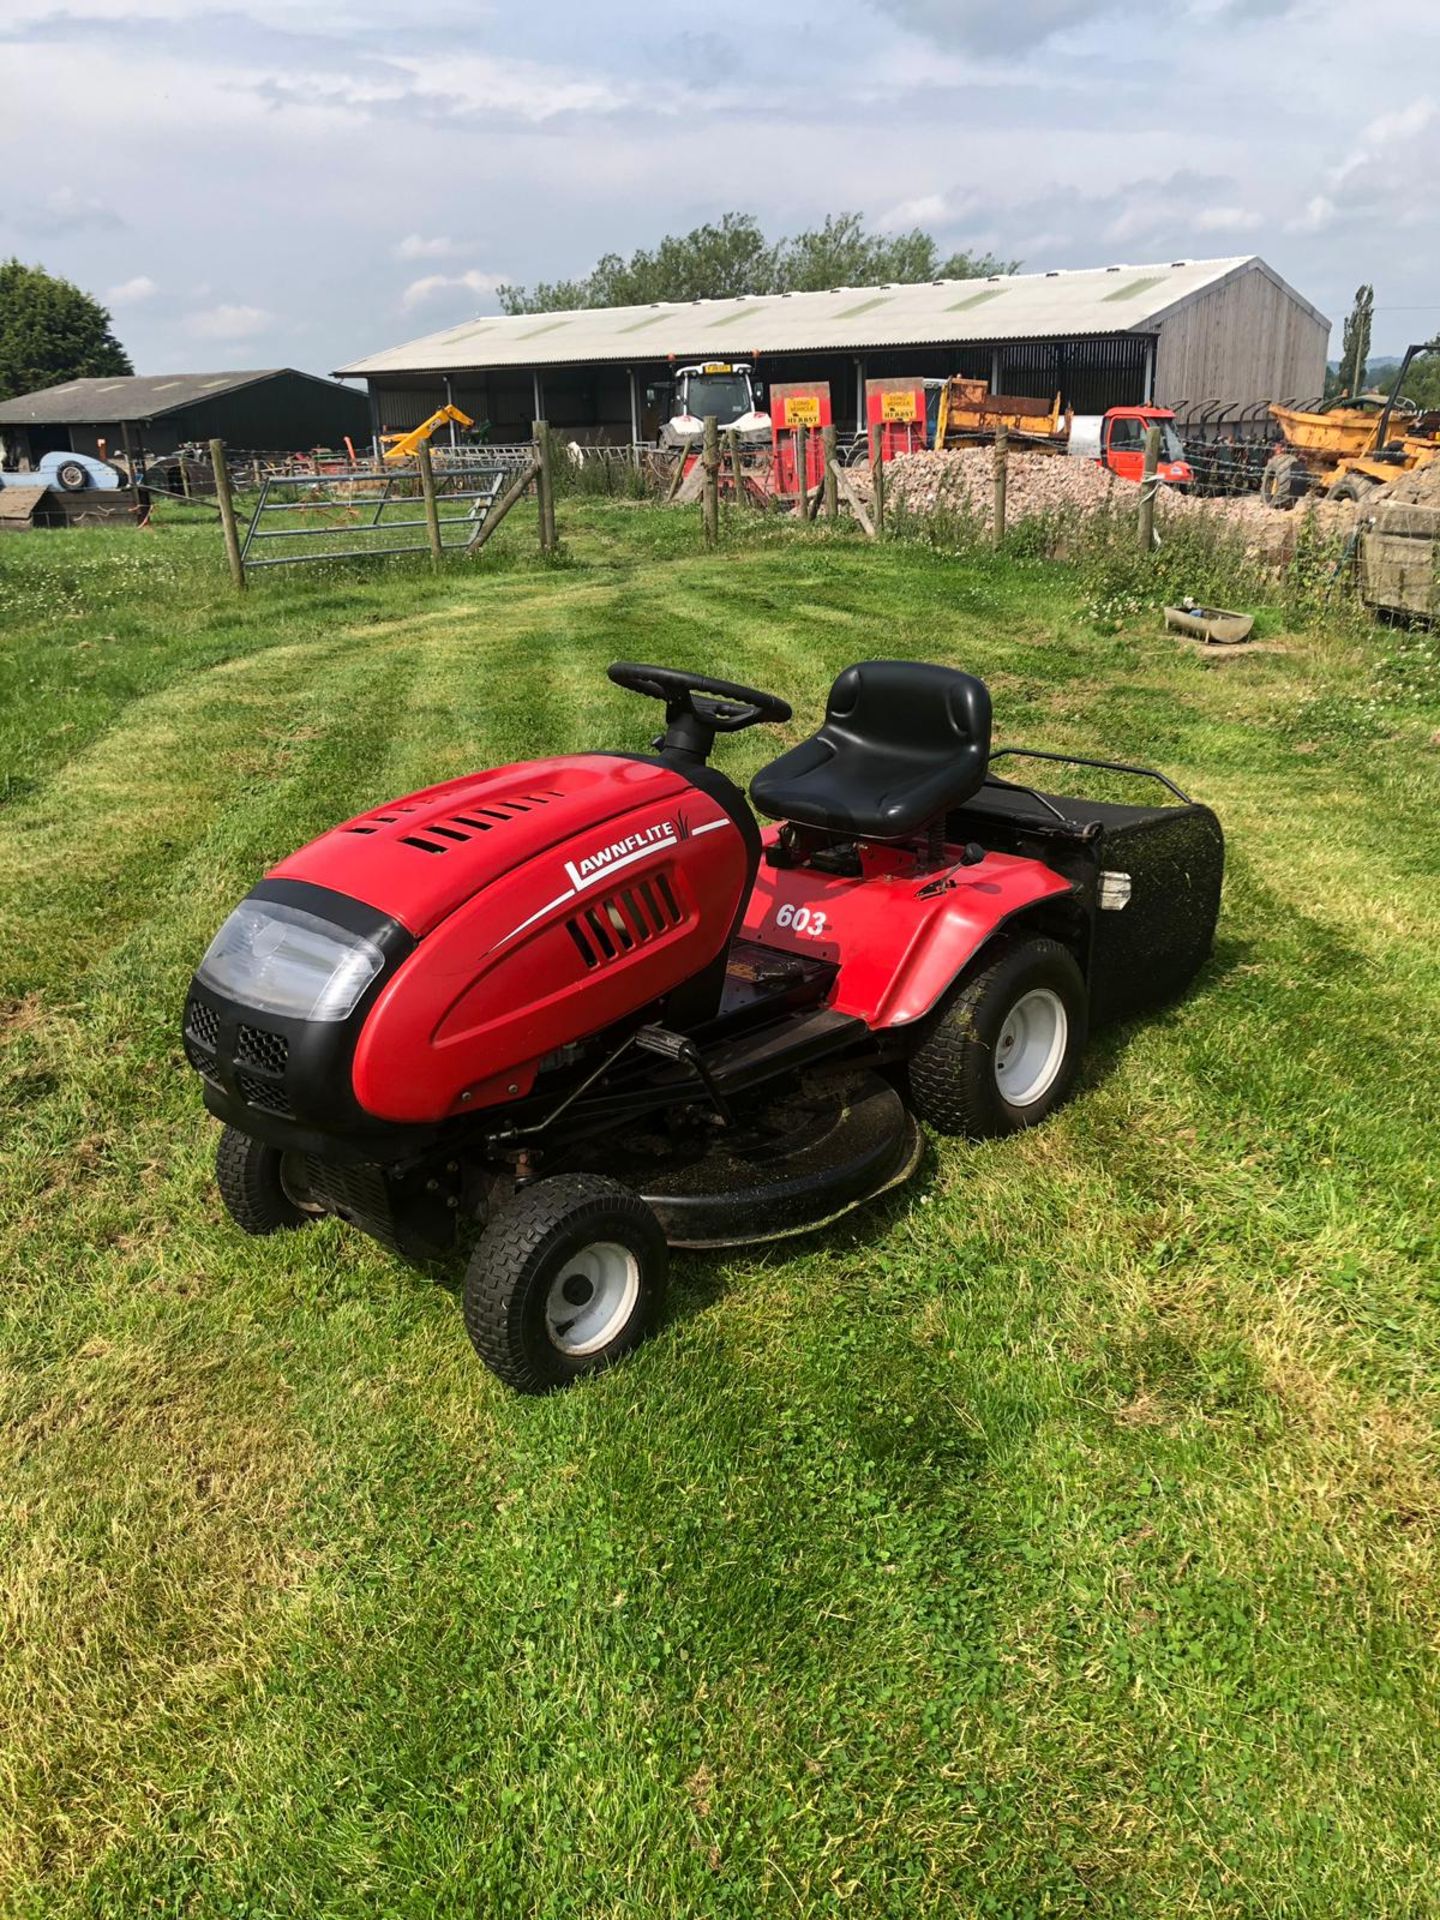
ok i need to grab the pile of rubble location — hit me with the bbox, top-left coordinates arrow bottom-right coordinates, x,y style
1187,490 -> 1357,562
859,448 -> 1120,524
1374,458 -> 1440,507
849,448 -> 1360,563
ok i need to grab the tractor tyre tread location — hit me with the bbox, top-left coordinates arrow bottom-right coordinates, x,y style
908,937 -> 1086,1139
463,1173 -> 667,1394
1327,473 -> 1376,503
1261,453 -> 1299,510
215,1125 -> 309,1235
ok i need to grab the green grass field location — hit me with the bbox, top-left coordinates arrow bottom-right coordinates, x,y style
2,501 -> 1437,1916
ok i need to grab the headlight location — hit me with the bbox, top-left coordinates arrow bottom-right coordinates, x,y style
196,900 -> 384,1022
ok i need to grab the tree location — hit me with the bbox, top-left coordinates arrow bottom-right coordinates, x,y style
1339,282 -> 1373,396
0,260 -> 131,402
1386,337 -> 1440,412
498,212 -> 1018,314
500,214 -> 774,314
771,213 -> 1017,292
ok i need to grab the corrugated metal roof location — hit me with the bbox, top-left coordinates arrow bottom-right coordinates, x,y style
0,370 -> 283,425
336,256 -> 1321,378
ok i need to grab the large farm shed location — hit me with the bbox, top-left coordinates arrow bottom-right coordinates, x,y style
0,368 -> 370,469
337,255 -> 1329,446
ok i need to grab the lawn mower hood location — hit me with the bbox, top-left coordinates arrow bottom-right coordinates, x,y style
184,749 -> 755,1142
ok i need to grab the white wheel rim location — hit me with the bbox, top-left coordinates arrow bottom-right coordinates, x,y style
994,987 -> 1068,1108
544,1240 -> 640,1355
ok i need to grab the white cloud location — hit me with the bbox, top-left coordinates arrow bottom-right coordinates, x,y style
1195,205 -> 1262,232
1292,194 -> 1336,234
185,303 -> 273,339
251,50 -> 638,128
19,186 -> 122,235
878,191 -> 951,229
106,274 -> 158,304
395,233 -> 458,260
401,269 -> 508,311
1357,97 -> 1436,149
388,51 -> 631,121
1289,93 -> 1438,234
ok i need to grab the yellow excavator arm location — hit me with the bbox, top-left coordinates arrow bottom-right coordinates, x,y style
380,404 -> 475,463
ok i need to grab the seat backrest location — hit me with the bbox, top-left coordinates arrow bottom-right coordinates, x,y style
821,661 -> 992,773
749,660 -> 994,841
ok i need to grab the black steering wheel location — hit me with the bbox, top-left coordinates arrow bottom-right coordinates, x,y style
608,662 -> 791,732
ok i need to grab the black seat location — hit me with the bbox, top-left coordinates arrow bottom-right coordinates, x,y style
750,661 -> 992,841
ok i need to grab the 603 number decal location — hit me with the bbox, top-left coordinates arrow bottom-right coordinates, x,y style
773,903 -> 828,938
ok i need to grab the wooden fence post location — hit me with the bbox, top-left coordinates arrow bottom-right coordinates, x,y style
210,438 -> 246,591
726,430 -> 745,510
1139,422 -> 1161,553
871,444 -> 886,536
993,425 -> 1008,548
702,415 -> 720,548
416,440 -> 443,572
533,420 -> 556,554
822,424 -> 838,519
467,460 -> 542,552
837,468 -> 875,539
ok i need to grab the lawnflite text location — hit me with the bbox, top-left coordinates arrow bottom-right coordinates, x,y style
564,821 -> 677,891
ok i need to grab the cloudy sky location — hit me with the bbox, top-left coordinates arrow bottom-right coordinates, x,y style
2,0 -> 1436,375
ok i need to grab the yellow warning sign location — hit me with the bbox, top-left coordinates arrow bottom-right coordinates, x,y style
880,391 -> 919,422
784,395 -> 822,427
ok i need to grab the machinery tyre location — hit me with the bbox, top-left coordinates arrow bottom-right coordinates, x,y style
1327,473 -> 1377,504
908,938 -> 1086,1140
215,1125 -> 311,1235
1259,453 -> 1299,510
464,1174 -> 668,1393
54,460 -> 90,492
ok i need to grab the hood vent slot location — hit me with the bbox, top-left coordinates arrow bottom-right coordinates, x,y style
566,876 -> 682,970
363,789 -> 565,854
345,805 -> 416,837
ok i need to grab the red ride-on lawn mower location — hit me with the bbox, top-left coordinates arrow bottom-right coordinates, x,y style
183,661 -> 1223,1392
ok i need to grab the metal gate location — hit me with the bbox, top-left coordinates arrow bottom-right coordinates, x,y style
238,461 -> 520,570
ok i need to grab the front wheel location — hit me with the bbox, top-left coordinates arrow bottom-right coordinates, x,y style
463,1173 -> 668,1393
1326,473 -> 1378,504
907,937 -> 1087,1139
215,1125 -> 313,1235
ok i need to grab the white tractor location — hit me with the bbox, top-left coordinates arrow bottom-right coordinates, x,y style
659,362 -> 771,451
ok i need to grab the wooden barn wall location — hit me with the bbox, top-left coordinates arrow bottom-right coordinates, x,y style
1154,270 -> 1329,410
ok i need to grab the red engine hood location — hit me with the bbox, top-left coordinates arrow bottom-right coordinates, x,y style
270,753 -> 699,938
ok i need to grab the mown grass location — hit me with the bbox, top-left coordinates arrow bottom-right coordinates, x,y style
1,498 -> 1438,1917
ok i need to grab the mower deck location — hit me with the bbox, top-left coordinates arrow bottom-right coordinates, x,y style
568,1064 -> 923,1248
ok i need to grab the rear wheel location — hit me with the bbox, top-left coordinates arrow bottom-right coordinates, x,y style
908,937 -> 1086,1138
463,1173 -> 668,1393
1260,453 -> 1300,509
54,460 -> 90,492
215,1125 -> 312,1235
